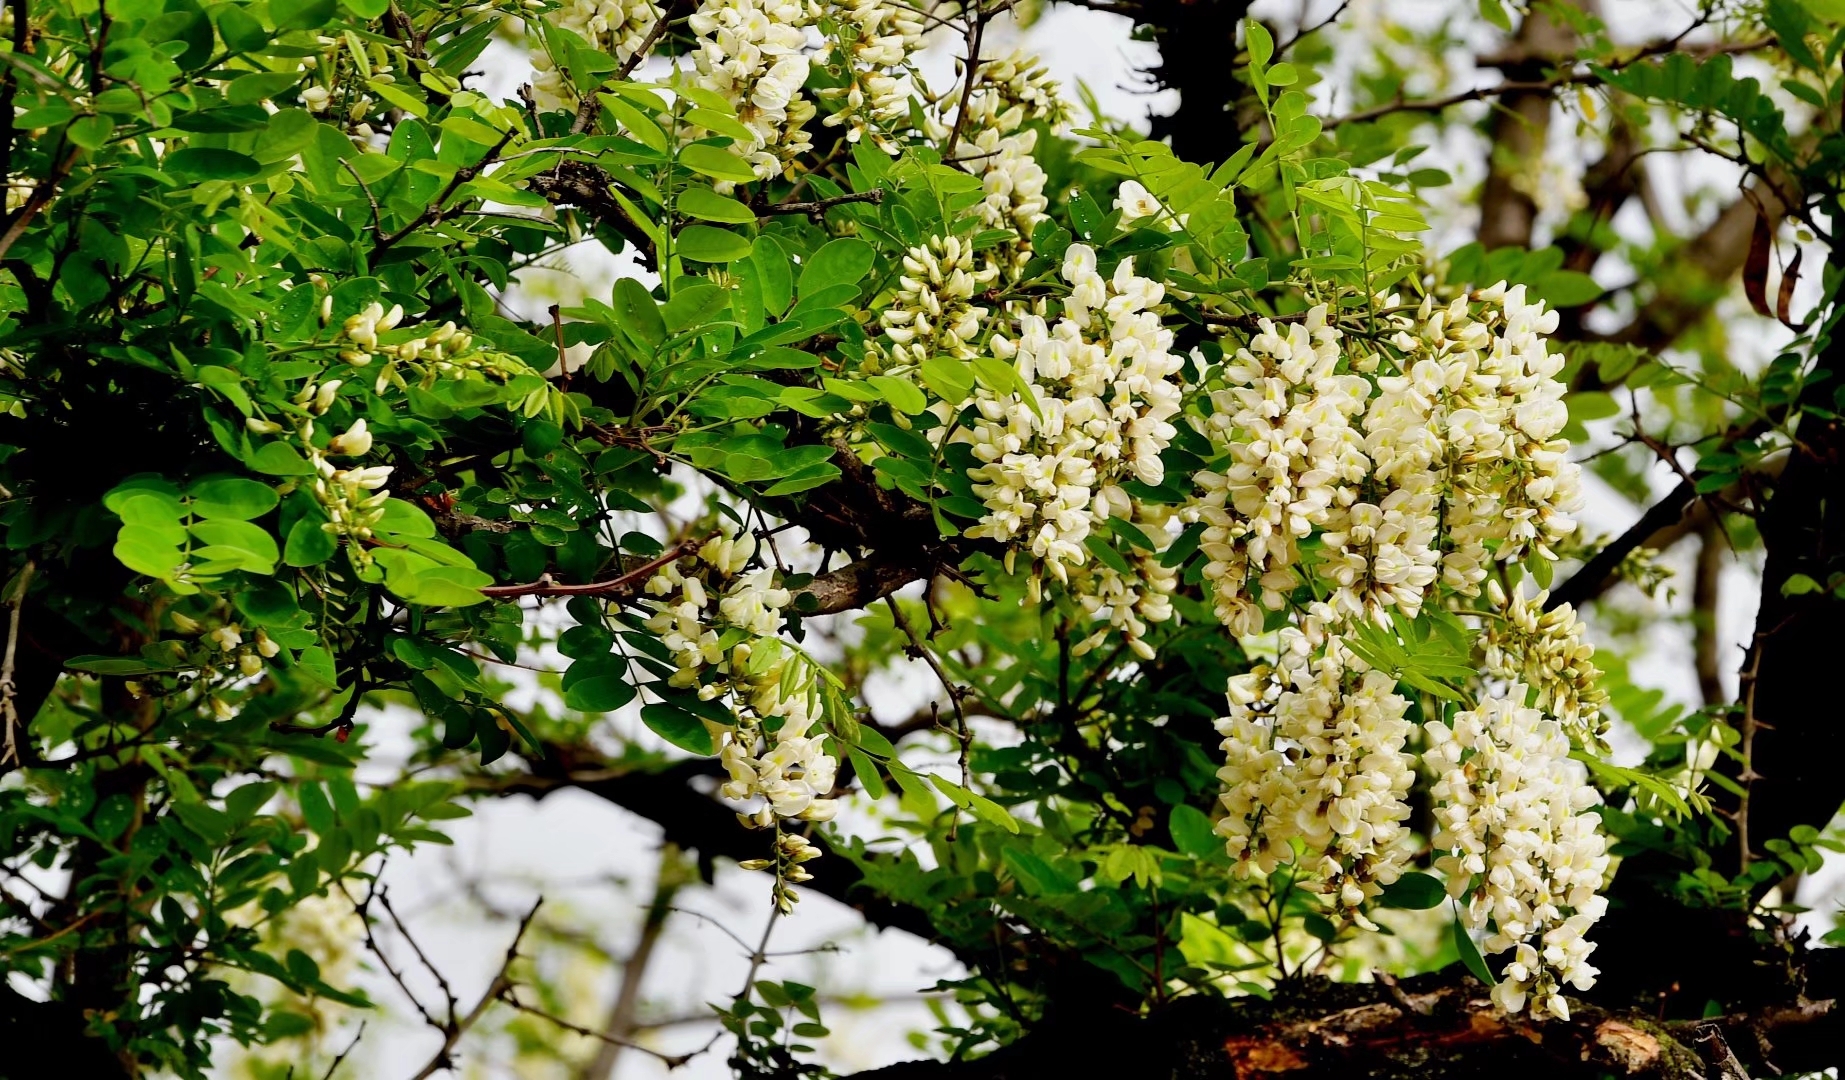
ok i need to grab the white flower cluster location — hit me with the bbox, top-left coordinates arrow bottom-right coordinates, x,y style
739,831 -> 825,914
687,0 -> 822,181
1425,692 -> 1609,1020
1364,284 -> 1583,587
1195,306 -> 1370,636
1198,286 -> 1611,1017
533,0 -> 663,111
1196,286 -> 1583,634
963,245 -> 1186,586
1067,503 -> 1180,661
640,521 -> 840,832
864,234 -> 997,374
1482,581 -> 1608,744
1214,624 -> 1416,926
251,381 -> 393,549
166,609 -> 283,696
818,0 -> 927,151
922,49 -> 1066,277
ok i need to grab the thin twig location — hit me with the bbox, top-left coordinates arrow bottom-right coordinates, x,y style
1322,35 -> 1772,131
379,886 -> 460,1023
479,536 -> 702,599
572,3 -> 679,134
341,879 -> 440,1029
503,990 -> 697,1069
320,1021 -> 367,1080
1275,0 -> 1350,55
756,189 -> 883,221
375,127 -> 517,253
884,594 -> 971,790
942,1 -> 991,163
0,560 -> 34,766
342,159 -> 386,235
407,898 -> 542,1080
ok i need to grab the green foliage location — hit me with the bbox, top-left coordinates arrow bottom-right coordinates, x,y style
0,0 -> 1838,1074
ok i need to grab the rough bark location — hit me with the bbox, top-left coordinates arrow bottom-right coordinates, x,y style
1137,0 -> 1256,163
1475,4 -> 1592,252
1731,318 -> 1845,862
842,973 -> 1840,1080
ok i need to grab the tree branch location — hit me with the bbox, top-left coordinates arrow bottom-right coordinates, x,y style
1323,36 -> 1772,132
841,974 -> 1839,1079
478,537 -> 702,599
407,898 -> 542,1080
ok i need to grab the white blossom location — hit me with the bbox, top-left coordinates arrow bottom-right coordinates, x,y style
962,245 -> 1186,593
1425,692 -> 1609,1020
1214,634 -> 1416,927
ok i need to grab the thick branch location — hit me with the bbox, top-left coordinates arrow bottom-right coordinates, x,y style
844,975 -> 1839,1080
488,750 -> 971,963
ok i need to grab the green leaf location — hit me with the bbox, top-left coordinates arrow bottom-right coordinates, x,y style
799,238 -> 875,297
1537,270 -> 1603,307
404,566 -> 492,607
217,5 -> 269,52
683,106 -> 758,144
565,675 -> 637,712
679,185 -> 757,224
679,143 -> 758,183
930,775 -> 1019,833
1245,18 -> 1274,68
1168,805 -> 1218,858
249,442 -> 315,476
846,747 -> 886,800
278,0 -> 338,29
1567,391 -> 1621,422
166,147 -> 262,181
1002,847 -> 1075,894
375,499 -> 437,538
613,277 -> 667,347
113,531 -> 183,579
189,520 -> 279,570
284,517 -> 337,566
971,355 -> 1042,420
189,478 -> 279,520
639,703 -> 717,754
1452,912 -> 1497,986
866,375 -> 928,415
918,356 -> 973,402
1379,871 -> 1447,909
675,225 -> 754,263
67,115 -> 113,150
228,72 -> 304,106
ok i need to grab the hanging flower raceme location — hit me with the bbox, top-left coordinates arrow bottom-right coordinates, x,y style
1195,305 -> 1371,635
687,0 -> 822,180
1197,283 -> 1610,1018
1481,581 -> 1609,747
924,49 -> 1067,277
1424,692 -> 1609,1020
962,244 -> 1186,589
639,520 -> 841,841
864,234 -> 998,375
1214,623 -> 1417,927
818,0 -> 927,151
533,0 -> 663,110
